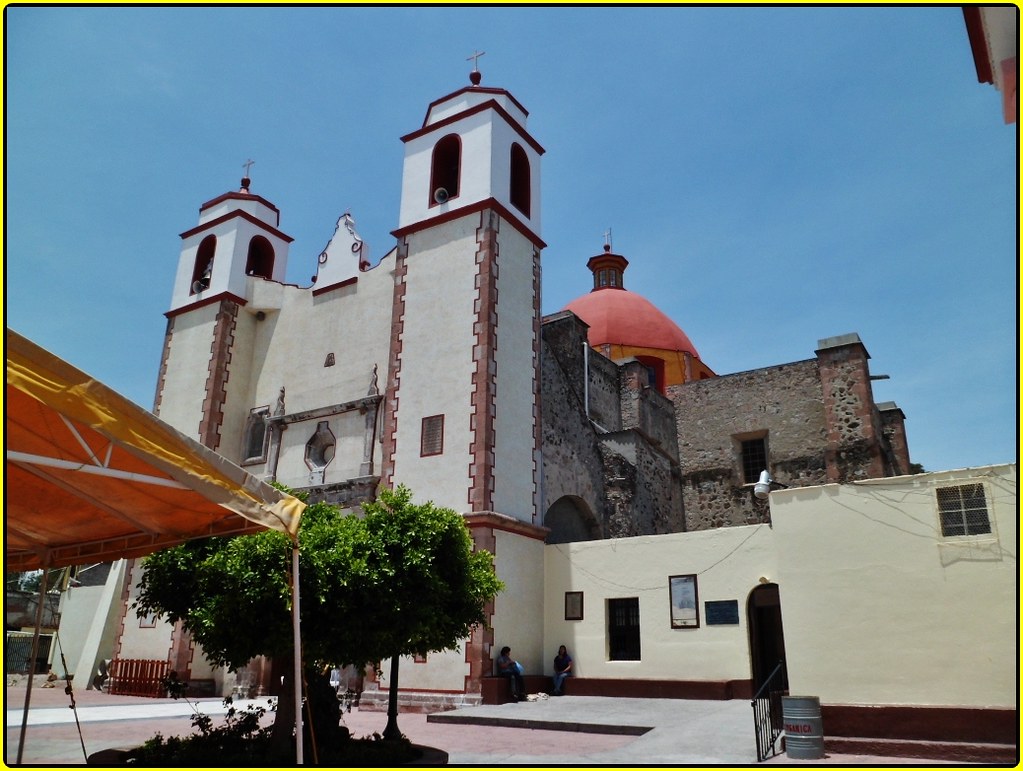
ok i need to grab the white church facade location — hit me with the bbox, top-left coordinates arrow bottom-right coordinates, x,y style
80,70 -> 1015,757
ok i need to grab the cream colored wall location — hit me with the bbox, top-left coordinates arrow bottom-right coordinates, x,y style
490,530 -> 548,675
380,646 -> 469,693
228,256 -> 394,481
118,562 -> 175,662
544,525 -> 777,681
491,225 -> 538,522
391,219 -> 478,512
771,464 -> 1017,708
157,304 -> 219,430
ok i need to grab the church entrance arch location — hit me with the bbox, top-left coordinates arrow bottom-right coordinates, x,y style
544,495 -> 600,544
747,582 -> 788,694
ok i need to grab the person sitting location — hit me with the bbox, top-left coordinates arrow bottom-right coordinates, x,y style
495,645 -> 526,701
552,644 -> 573,696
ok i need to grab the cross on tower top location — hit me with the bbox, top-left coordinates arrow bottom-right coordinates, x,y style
603,228 -> 613,252
243,158 -> 255,177
466,49 -> 486,72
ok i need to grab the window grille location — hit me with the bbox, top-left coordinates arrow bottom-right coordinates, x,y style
937,483 -> 991,537
607,597 -> 641,661
741,437 -> 768,485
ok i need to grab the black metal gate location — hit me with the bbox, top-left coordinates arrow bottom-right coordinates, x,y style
5,631 -> 54,674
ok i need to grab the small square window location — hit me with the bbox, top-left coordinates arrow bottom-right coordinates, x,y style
421,415 -> 444,457
937,483 -> 991,537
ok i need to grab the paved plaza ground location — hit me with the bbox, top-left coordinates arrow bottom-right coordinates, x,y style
4,679 -> 986,766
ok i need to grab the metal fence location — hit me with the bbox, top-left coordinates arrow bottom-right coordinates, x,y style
5,631 -> 54,674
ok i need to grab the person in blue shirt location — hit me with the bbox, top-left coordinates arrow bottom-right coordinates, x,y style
552,645 -> 573,696
496,646 -> 525,701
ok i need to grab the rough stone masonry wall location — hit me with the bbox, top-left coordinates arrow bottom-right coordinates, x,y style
815,341 -> 887,481
669,359 -> 830,530
540,314 -> 608,532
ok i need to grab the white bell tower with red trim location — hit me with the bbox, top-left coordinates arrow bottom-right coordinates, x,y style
382,65 -> 545,525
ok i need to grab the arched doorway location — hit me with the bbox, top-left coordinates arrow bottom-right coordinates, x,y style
747,582 -> 788,694
544,495 -> 600,544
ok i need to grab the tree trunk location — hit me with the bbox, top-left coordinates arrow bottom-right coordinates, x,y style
382,656 -> 402,740
269,651 -> 296,753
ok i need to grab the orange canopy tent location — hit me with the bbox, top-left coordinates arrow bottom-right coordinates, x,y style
5,328 -> 308,762
5,328 -> 303,571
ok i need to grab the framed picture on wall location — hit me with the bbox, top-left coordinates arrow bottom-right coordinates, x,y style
565,591 -> 584,621
669,574 -> 700,629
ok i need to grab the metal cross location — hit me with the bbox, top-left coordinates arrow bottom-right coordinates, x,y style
242,159 -> 255,177
466,49 -> 486,72
603,228 -> 613,250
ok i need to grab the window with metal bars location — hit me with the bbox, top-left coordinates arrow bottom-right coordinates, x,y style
740,437 -> 768,485
607,597 -> 641,661
937,483 -> 991,537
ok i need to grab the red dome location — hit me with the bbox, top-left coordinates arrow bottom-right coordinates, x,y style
564,288 -> 701,358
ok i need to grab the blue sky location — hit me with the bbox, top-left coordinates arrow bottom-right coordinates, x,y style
5,5 -> 1017,474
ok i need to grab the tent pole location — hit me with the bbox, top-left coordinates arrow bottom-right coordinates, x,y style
292,545 -> 303,765
16,567 -> 50,765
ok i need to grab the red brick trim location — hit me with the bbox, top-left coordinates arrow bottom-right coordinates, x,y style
821,703 -> 1017,745
465,512 -> 549,541
480,676 -> 752,703
468,210 -> 499,513
197,299 -> 239,451
420,86 -> 531,129
181,209 -> 294,243
152,317 -> 175,415
464,524 -> 498,697
110,558 -> 136,663
311,275 -> 358,297
392,197 -> 546,250
530,245 -> 542,524
165,292 -> 248,319
381,239 -> 410,487
406,95 -> 544,156
199,190 -> 282,219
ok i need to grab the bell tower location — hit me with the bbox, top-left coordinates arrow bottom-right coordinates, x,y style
168,167 -> 293,315
382,65 -> 545,524
157,170 -> 293,452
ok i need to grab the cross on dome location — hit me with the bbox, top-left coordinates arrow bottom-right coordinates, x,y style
467,49 -> 485,85
241,158 -> 255,191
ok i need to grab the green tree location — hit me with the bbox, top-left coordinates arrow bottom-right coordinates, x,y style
134,485 -> 502,750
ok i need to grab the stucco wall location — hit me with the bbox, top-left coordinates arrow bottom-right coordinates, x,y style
771,464 -> 1017,708
543,525 -> 777,682
491,529 -> 546,674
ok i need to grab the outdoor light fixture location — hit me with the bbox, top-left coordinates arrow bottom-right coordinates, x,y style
753,470 -> 789,500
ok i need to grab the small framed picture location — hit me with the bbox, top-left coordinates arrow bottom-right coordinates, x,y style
669,574 -> 700,629
565,591 -> 584,621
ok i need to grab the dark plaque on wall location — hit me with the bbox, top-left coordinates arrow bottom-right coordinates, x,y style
704,600 -> 740,626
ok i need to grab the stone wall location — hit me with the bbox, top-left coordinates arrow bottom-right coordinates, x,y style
541,312 -> 685,540
540,313 -> 608,536
669,359 -> 829,530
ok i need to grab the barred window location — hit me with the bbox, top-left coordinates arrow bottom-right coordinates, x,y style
740,437 -> 768,485
937,483 -> 991,537
607,597 -> 641,661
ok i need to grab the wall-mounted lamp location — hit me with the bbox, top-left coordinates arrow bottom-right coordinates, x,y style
753,470 -> 789,500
